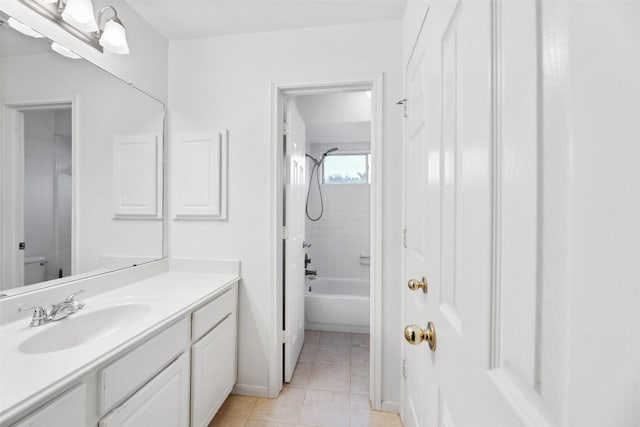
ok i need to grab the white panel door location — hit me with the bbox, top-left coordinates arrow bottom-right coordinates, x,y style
403,1 -> 525,426
283,98 -> 306,382
402,8 -> 431,424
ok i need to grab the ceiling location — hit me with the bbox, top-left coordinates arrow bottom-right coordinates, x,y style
307,121 -> 371,145
125,0 -> 407,40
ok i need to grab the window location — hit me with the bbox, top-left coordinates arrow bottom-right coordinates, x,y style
323,154 -> 370,184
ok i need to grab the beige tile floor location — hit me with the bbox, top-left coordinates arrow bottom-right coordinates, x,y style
209,331 -> 403,427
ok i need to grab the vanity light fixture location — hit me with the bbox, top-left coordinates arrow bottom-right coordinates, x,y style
18,0 -> 131,54
97,6 -> 129,55
6,17 -> 44,38
51,41 -> 81,59
61,0 -> 98,32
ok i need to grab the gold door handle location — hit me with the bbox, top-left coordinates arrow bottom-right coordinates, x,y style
404,322 -> 437,351
408,277 -> 428,293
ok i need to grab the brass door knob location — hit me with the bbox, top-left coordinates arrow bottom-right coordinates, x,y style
408,277 -> 428,293
404,322 -> 437,351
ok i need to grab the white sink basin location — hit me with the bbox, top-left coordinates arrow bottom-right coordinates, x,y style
19,303 -> 151,354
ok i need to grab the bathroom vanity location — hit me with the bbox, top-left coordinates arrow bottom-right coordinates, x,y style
0,259 -> 240,427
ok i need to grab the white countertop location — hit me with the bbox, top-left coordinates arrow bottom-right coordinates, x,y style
0,271 -> 239,424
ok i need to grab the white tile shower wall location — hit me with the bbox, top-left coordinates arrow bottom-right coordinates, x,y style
306,144 -> 370,281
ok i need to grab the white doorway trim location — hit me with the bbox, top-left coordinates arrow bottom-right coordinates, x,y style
0,97 -> 79,288
269,75 -> 384,409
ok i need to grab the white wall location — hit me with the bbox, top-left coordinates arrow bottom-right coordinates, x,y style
169,21 -> 403,403
296,92 -> 372,124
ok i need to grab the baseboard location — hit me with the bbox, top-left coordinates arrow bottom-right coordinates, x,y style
232,384 -> 271,398
381,401 -> 401,414
305,322 -> 369,334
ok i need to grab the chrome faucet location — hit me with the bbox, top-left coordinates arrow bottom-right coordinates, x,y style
18,290 -> 86,327
49,290 -> 86,321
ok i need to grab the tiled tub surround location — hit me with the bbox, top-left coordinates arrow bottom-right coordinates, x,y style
210,331 -> 402,427
305,145 -> 370,282
0,259 -> 240,425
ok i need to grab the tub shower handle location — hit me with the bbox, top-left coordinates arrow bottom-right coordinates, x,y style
408,277 -> 428,293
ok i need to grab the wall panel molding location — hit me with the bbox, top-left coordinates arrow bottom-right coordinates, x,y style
173,130 -> 228,221
113,133 -> 163,220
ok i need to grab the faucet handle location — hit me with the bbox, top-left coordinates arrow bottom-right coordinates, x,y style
18,305 -> 47,314
63,289 -> 86,303
18,305 -> 49,327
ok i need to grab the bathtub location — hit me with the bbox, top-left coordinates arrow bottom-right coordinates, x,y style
305,277 -> 370,334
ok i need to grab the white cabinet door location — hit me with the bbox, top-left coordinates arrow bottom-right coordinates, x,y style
191,314 -> 237,427
14,383 -> 85,427
99,353 -> 190,427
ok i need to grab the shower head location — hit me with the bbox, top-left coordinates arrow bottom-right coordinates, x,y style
306,147 -> 338,166
322,147 -> 339,157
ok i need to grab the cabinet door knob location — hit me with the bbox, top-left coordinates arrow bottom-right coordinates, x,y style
404,322 -> 437,351
407,277 -> 428,293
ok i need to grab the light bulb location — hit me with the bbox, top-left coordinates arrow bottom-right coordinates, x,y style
61,0 -> 98,32
99,18 -> 129,55
7,18 -> 44,38
51,42 -> 81,59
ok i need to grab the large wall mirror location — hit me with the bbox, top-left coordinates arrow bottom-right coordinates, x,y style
0,12 -> 164,296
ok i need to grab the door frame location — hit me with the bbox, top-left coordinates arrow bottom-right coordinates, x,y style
0,97 -> 79,290
269,75 -> 384,408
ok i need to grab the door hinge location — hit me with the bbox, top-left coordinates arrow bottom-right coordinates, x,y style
283,121 -> 291,136
282,226 -> 289,240
396,98 -> 408,118
402,359 -> 407,380
18,242 -> 26,250
282,330 -> 290,344
403,228 -> 408,249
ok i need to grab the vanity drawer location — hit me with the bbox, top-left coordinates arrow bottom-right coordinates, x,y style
13,383 -> 86,427
192,285 -> 237,341
99,317 -> 189,414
